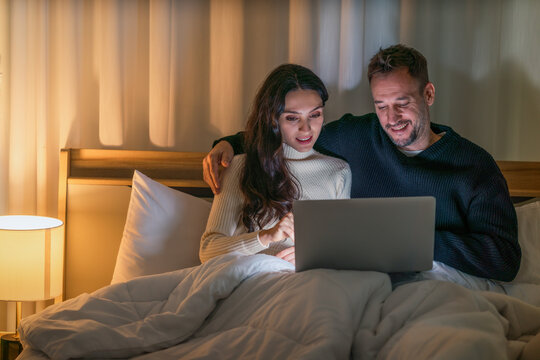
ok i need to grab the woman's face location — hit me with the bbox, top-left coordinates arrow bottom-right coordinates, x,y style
278,89 -> 324,152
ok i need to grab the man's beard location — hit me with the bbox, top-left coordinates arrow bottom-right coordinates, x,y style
386,120 -> 421,149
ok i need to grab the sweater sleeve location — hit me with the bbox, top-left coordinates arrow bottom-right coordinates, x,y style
212,132 -> 246,155
199,156 -> 267,263
337,164 -> 352,199
433,168 -> 521,282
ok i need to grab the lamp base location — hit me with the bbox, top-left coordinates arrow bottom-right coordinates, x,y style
0,334 -> 22,360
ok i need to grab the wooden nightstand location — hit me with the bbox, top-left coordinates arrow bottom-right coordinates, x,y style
0,334 -> 22,360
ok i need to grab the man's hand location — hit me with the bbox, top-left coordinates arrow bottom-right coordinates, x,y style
258,212 -> 295,247
275,246 -> 295,265
203,141 -> 234,194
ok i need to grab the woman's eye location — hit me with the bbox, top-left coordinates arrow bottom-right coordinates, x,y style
286,116 -> 298,121
310,112 -> 321,118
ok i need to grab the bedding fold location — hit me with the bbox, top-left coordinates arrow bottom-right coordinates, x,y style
18,253 -> 540,360
355,280 -> 540,360
19,253 -> 392,360
19,253 -> 295,359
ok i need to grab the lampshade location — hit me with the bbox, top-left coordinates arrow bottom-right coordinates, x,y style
0,215 -> 64,301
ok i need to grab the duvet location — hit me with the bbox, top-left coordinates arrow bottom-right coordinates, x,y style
18,253 -> 540,359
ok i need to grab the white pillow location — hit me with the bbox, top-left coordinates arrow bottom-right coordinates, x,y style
111,170 -> 211,283
512,198 -> 540,284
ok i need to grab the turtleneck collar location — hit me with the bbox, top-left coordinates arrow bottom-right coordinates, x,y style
283,143 -> 315,160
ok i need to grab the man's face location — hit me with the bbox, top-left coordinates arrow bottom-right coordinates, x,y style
370,67 -> 435,151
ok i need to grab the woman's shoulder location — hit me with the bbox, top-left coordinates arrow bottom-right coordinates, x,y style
311,150 -> 351,171
229,154 -> 246,169
220,154 -> 246,188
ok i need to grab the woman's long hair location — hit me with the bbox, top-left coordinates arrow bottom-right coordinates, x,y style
241,64 -> 328,232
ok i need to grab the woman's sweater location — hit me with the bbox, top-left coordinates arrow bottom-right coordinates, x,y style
200,144 -> 351,263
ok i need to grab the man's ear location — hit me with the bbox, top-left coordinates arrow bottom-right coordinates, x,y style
424,82 -> 435,106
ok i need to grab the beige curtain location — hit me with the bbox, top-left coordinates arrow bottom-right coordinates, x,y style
2,0 -> 539,217
1,0 -> 540,330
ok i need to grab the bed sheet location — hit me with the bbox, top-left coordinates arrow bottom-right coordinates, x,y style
391,261 -> 540,307
18,253 -> 540,360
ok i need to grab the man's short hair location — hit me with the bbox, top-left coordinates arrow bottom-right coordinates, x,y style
367,44 -> 429,92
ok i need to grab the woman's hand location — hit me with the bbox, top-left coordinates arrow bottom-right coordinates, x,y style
258,212 -> 295,246
275,246 -> 295,265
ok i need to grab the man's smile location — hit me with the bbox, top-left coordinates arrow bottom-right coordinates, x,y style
388,121 -> 410,133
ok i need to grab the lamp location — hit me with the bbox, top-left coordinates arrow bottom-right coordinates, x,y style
0,215 -> 64,355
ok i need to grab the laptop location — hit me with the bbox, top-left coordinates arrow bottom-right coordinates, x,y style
293,196 -> 436,273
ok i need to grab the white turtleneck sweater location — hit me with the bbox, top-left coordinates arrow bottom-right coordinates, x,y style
200,143 -> 352,263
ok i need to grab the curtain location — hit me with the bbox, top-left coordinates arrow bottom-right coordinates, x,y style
1,0 -> 539,329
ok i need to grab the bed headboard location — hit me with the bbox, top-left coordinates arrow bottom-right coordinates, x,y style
494,161 -> 540,199
58,149 -> 213,300
58,148 -> 540,300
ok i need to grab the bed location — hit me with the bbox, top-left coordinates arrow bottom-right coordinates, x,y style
17,148 -> 540,359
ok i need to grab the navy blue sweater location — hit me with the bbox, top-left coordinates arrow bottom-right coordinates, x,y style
222,113 -> 520,281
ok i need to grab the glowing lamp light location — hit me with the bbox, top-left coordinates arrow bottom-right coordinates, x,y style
0,215 -> 64,344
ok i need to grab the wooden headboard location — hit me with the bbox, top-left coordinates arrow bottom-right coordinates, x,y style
58,148 -> 213,299
58,148 -> 540,300
494,161 -> 540,198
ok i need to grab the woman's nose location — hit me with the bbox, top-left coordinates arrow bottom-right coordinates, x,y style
299,118 -> 311,131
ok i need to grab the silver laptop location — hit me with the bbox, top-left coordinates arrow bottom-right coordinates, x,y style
293,196 -> 436,273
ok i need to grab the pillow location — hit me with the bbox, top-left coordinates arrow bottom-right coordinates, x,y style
512,198 -> 540,284
111,170 -> 211,283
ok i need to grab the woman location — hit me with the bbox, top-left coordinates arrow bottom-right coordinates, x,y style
200,64 -> 351,265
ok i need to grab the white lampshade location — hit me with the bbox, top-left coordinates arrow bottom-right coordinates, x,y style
0,215 -> 64,301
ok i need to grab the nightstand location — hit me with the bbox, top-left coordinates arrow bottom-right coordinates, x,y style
0,334 -> 22,360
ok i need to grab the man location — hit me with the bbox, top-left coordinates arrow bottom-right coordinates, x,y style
203,44 -> 520,282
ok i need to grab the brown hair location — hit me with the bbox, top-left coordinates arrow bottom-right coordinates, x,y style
367,44 -> 429,92
241,64 -> 328,232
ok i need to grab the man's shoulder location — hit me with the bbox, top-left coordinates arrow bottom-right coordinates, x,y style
316,112 -> 380,157
323,112 -> 378,136
445,126 -> 493,157
332,112 -> 378,125
433,123 -> 499,169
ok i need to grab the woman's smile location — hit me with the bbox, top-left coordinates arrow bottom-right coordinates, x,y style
296,135 -> 313,144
